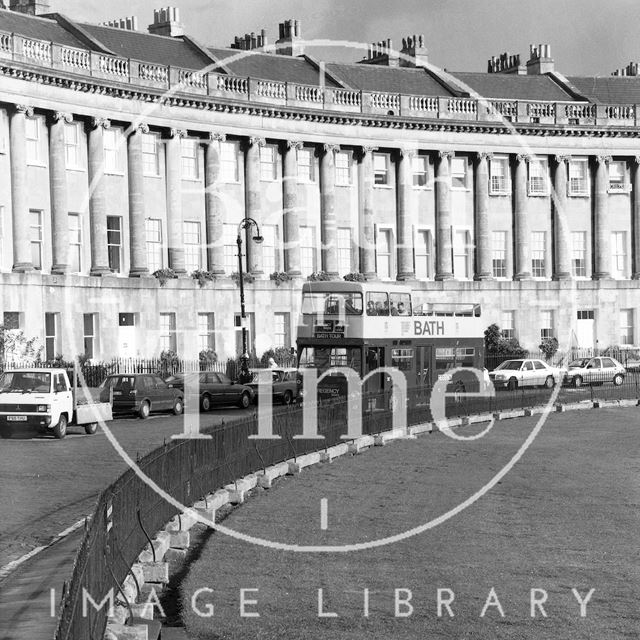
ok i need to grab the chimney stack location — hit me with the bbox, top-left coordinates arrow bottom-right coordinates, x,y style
104,16 -> 139,31
148,6 -> 184,38
9,0 -> 51,15
230,28 -> 268,50
612,61 -> 640,76
275,18 -> 303,56
398,33 -> 428,68
526,42 -> 554,75
487,50 -> 525,74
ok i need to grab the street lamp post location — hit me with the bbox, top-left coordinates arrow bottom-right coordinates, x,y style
236,217 -> 263,383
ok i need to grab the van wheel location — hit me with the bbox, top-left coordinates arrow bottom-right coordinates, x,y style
283,391 -> 293,405
84,422 -> 98,435
201,394 -> 211,412
507,378 -> 518,391
613,374 -> 624,386
172,398 -> 184,415
138,401 -> 150,419
53,414 -> 68,439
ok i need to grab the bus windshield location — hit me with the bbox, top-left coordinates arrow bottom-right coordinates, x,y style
301,292 -> 363,316
298,346 -> 362,374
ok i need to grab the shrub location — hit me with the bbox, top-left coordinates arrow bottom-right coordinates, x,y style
485,323 -> 528,357
260,346 -> 294,367
307,271 -> 331,281
191,269 -> 218,287
230,271 -> 255,286
539,337 -> 559,361
270,271 -> 291,286
343,272 -> 366,282
152,268 -> 177,286
199,348 -> 218,368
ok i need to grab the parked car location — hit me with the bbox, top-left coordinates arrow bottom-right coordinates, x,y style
488,359 -> 562,390
247,367 -> 301,405
164,372 -> 254,410
99,374 -> 184,419
602,347 -> 640,372
563,357 -> 626,387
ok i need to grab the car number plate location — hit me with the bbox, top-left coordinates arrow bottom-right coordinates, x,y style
112,391 -> 122,396
7,415 -> 27,421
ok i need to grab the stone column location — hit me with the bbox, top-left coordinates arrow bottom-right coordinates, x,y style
165,127 -> 186,274
435,150 -> 454,280
513,153 -> 531,280
593,155 -> 611,279
474,151 -> 492,280
552,155 -> 571,279
127,122 -> 148,277
244,136 -> 265,276
359,145 -> 377,279
282,140 -> 302,276
87,117 -> 112,275
205,132 -> 226,275
320,143 -> 339,277
396,148 -> 415,280
49,111 -> 71,275
9,105 -> 33,272
632,157 -> 640,279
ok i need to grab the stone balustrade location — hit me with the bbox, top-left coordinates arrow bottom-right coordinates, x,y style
1,29 -> 640,127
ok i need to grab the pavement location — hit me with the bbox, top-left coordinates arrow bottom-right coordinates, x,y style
0,528 -> 82,640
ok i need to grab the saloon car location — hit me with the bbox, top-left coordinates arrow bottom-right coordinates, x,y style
164,372 -> 254,410
563,357 -> 626,387
247,367 -> 301,405
488,359 -> 563,390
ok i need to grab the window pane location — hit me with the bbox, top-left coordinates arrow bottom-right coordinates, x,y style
415,229 -> 432,279
183,221 -> 201,271
220,141 -> 239,182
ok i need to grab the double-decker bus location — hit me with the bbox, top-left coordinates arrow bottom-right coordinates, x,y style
296,281 -> 485,402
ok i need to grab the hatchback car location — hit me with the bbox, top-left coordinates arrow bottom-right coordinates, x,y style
164,372 -> 254,410
248,367 -> 301,405
99,374 -> 184,418
488,359 -> 562,390
563,357 -> 626,387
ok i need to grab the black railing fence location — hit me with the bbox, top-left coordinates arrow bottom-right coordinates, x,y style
54,375 -> 640,639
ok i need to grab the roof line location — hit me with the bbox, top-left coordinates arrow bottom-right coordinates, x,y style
548,70 -> 594,103
418,63 -> 468,98
181,34 -> 233,74
301,54 -> 351,90
45,13 -> 114,55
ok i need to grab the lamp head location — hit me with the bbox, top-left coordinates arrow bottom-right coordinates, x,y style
252,234 -> 264,244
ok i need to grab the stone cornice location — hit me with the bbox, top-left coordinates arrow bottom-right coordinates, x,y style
3,62 -> 640,141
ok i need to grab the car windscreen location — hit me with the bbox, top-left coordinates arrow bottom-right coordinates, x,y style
0,371 -> 51,393
495,361 -> 522,371
569,359 -> 589,368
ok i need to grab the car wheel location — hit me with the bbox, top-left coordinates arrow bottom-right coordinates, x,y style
84,422 -> 98,435
507,378 -> 518,391
53,414 -> 68,439
138,401 -> 150,419
613,373 -> 624,386
238,392 -> 251,409
200,394 -> 211,412
543,376 -> 554,389
573,376 -> 583,388
283,390 -> 293,405
172,398 -> 184,415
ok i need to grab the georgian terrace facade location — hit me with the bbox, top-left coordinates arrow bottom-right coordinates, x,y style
1,7 -> 640,360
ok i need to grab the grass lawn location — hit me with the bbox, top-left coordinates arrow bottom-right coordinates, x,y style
180,407 -> 640,639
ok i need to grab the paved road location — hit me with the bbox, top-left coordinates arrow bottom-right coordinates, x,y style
0,407 -> 253,573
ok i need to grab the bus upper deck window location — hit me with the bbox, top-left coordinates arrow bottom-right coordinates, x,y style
389,293 -> 412,316
366,292 -> 389,316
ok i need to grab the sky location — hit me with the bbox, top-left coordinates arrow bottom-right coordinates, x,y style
54,0 -> 640,76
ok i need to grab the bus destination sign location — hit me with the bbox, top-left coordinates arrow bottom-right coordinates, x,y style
314,320 -> 345,339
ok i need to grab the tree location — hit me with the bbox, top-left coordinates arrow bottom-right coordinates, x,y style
484,324 -> 528,357
539,337 -> 559,361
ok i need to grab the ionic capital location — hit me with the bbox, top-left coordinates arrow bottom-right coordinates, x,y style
361,145 -> 378,156
130,121 -> 149,135
596,154 -> 612,165
516,153 -> 530,163
322,143 -> 339,154
398,148 -> 417,159
477,151 -> 493,162
438,150 -> 454,160
15,104 -> 34,117
287,140 -> 304,151
209,131 -> 226,143
249,136 -> 266,147
554,154 -> 571,164
169,128 -> 187,138
92,117 -> 111,130
53,111 -> 73,124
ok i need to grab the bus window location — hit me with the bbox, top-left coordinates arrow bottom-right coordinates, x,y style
389,293 -> 412,316
298,346 -> 362,375
391,348 -> 414,371
302,292 -> 363,315
366,292 -> 389,316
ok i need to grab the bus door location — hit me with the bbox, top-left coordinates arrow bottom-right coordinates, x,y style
365,346 -> 386,408
415,345 -> 434,404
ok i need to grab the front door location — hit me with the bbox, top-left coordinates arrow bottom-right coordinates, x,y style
415,345 -> 433,404
576,310 -> 595,350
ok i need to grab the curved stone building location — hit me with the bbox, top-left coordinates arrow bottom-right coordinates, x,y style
1,2 -> 640,360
